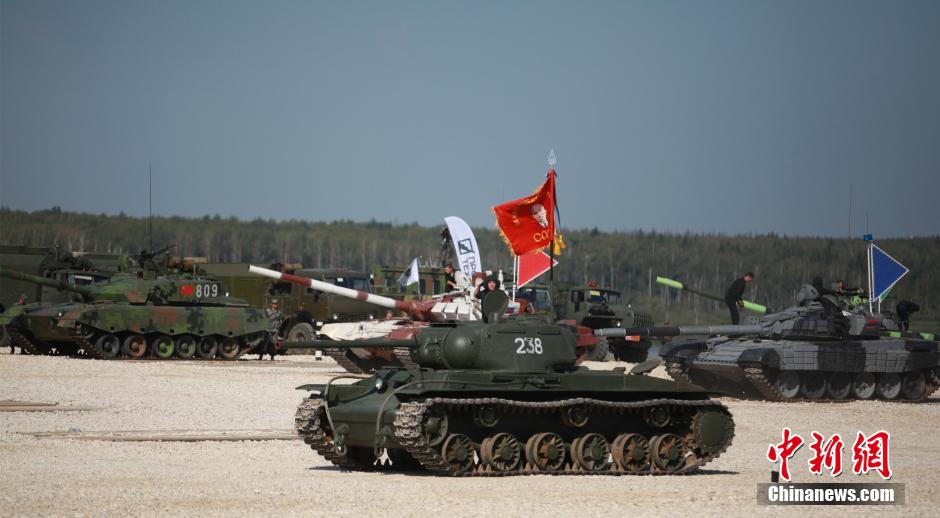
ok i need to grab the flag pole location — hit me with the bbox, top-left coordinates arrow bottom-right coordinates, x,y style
512,254 -> 517,303
867,242 -> 874,313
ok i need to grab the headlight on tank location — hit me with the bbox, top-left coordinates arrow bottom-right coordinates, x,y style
615,320 -> 622,327
374,377 -> 386,392
332,313 -> 338,321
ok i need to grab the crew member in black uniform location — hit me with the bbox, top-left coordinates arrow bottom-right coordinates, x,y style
724,272 -> 753,325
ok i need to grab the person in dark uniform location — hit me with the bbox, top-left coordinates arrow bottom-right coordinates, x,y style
724,272 -> 753,325
261,298 -> 283,360
443,263 -> 458,293
475,275 -> 500,300
895,300 -> 920,332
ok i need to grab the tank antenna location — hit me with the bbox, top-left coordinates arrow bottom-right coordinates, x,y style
149,164 -> 153,252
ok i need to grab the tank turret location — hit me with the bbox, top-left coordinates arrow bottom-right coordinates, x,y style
288,290 -> 736,476
0,267 -> 244,306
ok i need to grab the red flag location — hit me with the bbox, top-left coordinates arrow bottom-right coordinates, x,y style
492,170 -> 555,256
517,250 -> 559,287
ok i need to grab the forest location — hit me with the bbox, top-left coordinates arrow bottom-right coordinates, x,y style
2,207 -> 937,328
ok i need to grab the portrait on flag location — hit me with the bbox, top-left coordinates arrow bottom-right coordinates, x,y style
492,170 -> 556,256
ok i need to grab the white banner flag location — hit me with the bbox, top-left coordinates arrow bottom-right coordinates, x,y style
444,216 -> 482,277
398,258 -> 420,288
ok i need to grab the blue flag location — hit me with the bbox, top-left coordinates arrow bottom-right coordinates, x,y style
870,244 -> 909,302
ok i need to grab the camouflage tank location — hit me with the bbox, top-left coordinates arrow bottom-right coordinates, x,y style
0,268 -> 268,360
289,291 -> 735,475
597,285 -> 940,402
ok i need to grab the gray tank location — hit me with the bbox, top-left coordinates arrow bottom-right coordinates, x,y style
597,285 -> 940,402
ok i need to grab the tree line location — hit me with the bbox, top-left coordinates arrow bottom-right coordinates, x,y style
2,207 -> 937,325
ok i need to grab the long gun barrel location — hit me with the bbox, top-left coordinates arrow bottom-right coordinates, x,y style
278,338 -> 419,350
248,264 -> 418,316
595,325 -> 764,338
0,267 -> 95,299
656,276 -> 767,314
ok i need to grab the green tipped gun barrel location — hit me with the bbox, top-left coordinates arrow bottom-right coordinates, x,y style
0,267 -> 268,360
597,284 -> 940,402
656,276 -> 767,314
291,291 -> 734,476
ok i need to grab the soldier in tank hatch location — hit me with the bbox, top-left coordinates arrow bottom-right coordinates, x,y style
724,272 -> 753,325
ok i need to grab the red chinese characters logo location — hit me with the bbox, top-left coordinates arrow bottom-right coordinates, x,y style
808,431 -> 844,476
852,430 -> 892,479
766,428 -> 804,481
767,429 -> 892,480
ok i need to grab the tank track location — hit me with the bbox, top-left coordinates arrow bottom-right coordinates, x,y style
294,398 -> 379,470
741,363 -> 939,403
664,358 -> 695,386
389,397 -> 732,477
68,328 -> 104,360
6,327 -> 41,355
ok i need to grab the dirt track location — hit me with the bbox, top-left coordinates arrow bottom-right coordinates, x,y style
1,351 -> 937,517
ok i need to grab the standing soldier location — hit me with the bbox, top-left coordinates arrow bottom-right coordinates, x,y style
724,272 -> 753,325
262,298 -> 283,360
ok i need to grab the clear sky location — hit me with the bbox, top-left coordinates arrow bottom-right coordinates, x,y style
2,0 -> 938,237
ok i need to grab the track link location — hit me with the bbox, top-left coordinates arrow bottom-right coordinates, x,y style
6,327 -> 41,355
294,398 -> 378,470
391,397 -> 733,477
741,364 -> 938,402
664,358 -> 695,386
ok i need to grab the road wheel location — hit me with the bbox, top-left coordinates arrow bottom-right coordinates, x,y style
852,372 -> 876,399
825,372 -> 852,400
900,371 -> 926,400
876,373 -> 902,399
197,336 -> 218,359
287,322 -> 315,342
122,334 -> 147,359
94,333 -> 121,359
218,337 -> 241,360
799,371 -> 826,399
174,335 -> 197,359
150,334 -> 174,359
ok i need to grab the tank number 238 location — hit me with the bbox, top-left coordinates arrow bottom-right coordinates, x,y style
195,284 -> 219,298
515,337 -> 543,355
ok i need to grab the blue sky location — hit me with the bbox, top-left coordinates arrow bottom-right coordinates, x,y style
2,0 -> 938,236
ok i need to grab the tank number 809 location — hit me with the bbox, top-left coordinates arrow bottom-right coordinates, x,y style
195,284 -> 219,298
515,337 -> 543,355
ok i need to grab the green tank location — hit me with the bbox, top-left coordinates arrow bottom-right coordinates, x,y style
288,291 -> 735,475
0,267 -> 269,360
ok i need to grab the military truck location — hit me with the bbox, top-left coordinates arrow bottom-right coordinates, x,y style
515,282 -> 654,363
198,263 -> 386,343
372,264 -> 450,298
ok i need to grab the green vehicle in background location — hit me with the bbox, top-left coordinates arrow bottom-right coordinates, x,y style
0,267 -> 268,360
198,263 -> 386,343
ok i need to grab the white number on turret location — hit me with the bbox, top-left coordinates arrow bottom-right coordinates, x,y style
194,284 -> 219,298
515,337 -> 543,355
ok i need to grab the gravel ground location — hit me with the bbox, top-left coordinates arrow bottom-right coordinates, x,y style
1,350 -> 937,517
